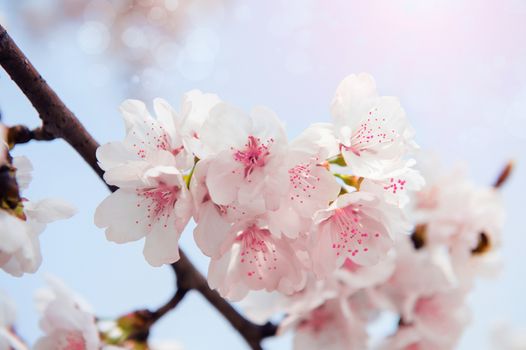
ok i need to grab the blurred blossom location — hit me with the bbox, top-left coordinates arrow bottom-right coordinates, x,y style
491,322 -> 526,350
11,0 -> 232,97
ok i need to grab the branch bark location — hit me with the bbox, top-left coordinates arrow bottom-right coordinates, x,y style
0,24 -> 276,349
7,125 -> 55,145
493,160 -> 514,189
172,251 -> 277,350
0,26 -> 104,181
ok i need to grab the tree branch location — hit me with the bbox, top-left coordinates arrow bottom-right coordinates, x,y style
0,24 -> 276,349
493,160 -> 514,189
7,124 -> 55,145
0,25 -> 104,181
172,251 -> 277,350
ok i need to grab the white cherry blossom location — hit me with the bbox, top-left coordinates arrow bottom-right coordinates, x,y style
311,191 -> 408,277
198,103 -> 289,212
95,164 -> 192,266
1,157 -> 76,277
207,219 -> 307,301
331,73 -> 418,181
34,277 -> 99,350
0,291 -> 27,350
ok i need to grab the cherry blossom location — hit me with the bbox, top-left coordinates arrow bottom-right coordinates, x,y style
281,297 -> 368,350
407,290 -> 470,348
1,157 -> 76,277
378,325 -> 444,350
208,219 -> 307,301
266,131 -> 341,239
190,158 -> 256,259
240,275 -> 340,324
97,98 -> 192,186
177,89 -> 222,159
311,190 -> 408,277
409,159 -> 505,281
0,291 -> 27,350
95,164 -> 192,266
2,72 -> 505,349
335,253 -> 396,292
34,277 -> 100,350
330,73 -> 418,181
198,103 -> 289,212
378,291 -> 470,350
373,238 -> 458,320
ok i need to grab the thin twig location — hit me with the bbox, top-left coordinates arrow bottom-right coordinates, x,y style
149,288 -> 188,325
0,24 -> 277,349
493,160 -> 514,188
7,124 -> 55,145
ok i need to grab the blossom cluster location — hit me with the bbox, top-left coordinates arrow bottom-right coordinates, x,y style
0,155 -> 76,277
0,72 -> 508,349
0,277 -> 183,350
242,157 -> 505,349
92,72 -> 506,348
11,0 -> 229,94
94,73 -> 420,297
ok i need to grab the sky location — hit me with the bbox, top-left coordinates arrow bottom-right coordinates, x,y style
1,0 -> 526,349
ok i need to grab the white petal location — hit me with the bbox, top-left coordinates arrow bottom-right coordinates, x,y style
25,199 -> 76,224
143,223 -> 181,266
94,190 -> 148,243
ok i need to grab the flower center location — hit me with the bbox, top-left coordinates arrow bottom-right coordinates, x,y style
342,109 -> 397,156
59,331 -> 85,350
136,183 -> 180,228
330,205 -> 380,257
288,160 -> 321,203
233,136 -> 273,178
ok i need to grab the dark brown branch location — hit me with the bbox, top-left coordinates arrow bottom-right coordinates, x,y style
0,24 -> 276,349
7,124 -> 55,145
172,251 -> 277,350
0,25 -> 104,181
149,287 -> 188,325
125,288 -> 189,343
493,160 -> 514,188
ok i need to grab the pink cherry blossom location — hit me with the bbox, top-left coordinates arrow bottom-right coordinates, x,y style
208,220 -> 307,301
240,275 -> 340,325
359,161 -> 425,209
95,165 -> 192,266
198,103 -> 289,212
407,291 -> 470,347
190,159 -> 256,259
331,73 -> 418,180
282,297 -> 368,350
34,277 -> 99,350
410,159 -> 505,279
335,253 -> 396,292
373,238 -> 457,319
378,325 -> 444,350
266,130 -> 341,239
311,191 -> 407,277
97,99 -> 193,189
